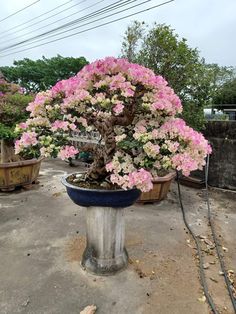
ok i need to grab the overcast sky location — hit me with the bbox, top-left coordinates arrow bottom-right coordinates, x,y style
0,0 -> 235,67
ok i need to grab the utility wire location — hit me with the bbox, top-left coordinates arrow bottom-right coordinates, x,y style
0,0 -> 88,41
0,0 -> 175,58
0,0 -> 106,47
205,155 -> 236,312
0,0 -> 40,23
0,0 -> 174,58
0,0 -> 127,49
2,0 -> 160,55
1,0 -> 72,35
0,0 -> 135,52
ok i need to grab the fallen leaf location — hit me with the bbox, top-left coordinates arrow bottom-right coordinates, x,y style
198,235 -> 207,240
80,305 -> 97,314
203,263 -> 210,269
204,239 -> 214,247
210,277 -> 218,283
198,296 -> 206,303
187,244 -> 196,249
21,299 -> 30,307
52,192 -> 62,197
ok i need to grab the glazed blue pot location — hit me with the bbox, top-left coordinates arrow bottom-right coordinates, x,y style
61,173 -> 141,208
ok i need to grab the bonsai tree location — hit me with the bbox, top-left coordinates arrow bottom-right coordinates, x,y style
0,76 -> 33,163
15,57 -> 211,192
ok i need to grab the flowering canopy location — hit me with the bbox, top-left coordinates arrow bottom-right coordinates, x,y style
16,57 -> 211,192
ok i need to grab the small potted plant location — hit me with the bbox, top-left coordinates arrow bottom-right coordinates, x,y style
16,57 -> 211,274
0,76 -> 42,191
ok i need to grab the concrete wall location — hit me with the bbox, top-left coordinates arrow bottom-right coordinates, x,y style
204,121 -> 236,190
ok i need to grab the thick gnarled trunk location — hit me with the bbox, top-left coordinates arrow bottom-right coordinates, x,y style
86,118 -> 117,181
85,107 -> 136,182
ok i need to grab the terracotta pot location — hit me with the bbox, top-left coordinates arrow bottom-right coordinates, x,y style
0,158 -> 43,191
138,172 -> 176,203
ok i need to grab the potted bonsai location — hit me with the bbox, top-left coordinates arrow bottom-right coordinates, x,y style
0,76 -> 42,191
16,57 -> 211,274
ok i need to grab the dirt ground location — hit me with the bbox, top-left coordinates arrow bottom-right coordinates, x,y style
0,159 -> 235,314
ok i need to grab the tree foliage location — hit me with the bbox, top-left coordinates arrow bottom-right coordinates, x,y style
0,55 -> 89,93
0,77 -> 33,163
214,77 -> 236,105
121,22 -> 234,130
0,78 -> 33,141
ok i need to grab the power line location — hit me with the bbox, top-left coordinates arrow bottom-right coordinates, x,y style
1,0 -> 149,51
0,0 -> 106,47
0,0 -> 72,35
0,0 -> 174,58
0,0 -> 135,52
0,0 -> 86,41
0,0 -> 40,24
0,0 -> 170,55
0,0 -> 136,52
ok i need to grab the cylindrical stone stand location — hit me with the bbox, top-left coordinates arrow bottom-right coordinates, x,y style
81,206 -> 128,275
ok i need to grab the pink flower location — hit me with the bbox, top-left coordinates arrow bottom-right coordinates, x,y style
77,117 -> 88,128
18,122 -> 27,129
57,146 -> 79,160
105,162 -> 114,172
171,153 -> 198,176
14,140 -> 21,154
51,80 -> 65,97
128,169 -> 153,192
51,120 -> 69,131
113,102 -> 124,115
69,123 -> 76,130
21,132 -> 38,146
135,120 -> 147,133
207,144 -> 212,154
15,131 -> 38,154
143,142 -> 160,158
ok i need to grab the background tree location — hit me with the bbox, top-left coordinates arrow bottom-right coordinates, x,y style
121,22 -> 234,130
0,77 -> 33,163
121,20 -> 145,62
213,77 -> 236,105
0,55 -> 89,93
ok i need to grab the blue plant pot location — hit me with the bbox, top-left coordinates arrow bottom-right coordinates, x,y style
61,173 -> 141,208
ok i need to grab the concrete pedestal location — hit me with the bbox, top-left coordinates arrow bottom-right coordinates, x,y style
81,206 -> 128,275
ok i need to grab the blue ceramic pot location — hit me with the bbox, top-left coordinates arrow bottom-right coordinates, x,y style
61,173 -> 141,208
